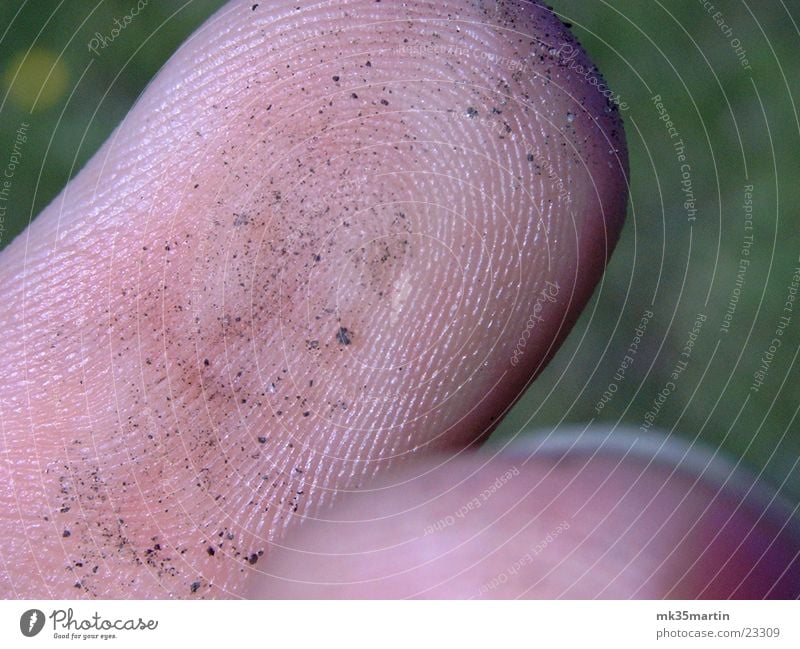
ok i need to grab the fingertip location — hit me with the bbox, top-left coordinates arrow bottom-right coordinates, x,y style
247,429 -> 800,599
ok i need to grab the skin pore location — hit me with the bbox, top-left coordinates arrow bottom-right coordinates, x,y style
0,0 -> 629,598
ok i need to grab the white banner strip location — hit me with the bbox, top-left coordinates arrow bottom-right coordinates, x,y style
1,600 -> 797,648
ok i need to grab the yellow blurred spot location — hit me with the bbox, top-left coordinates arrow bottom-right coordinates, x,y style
4,48 -> 70,112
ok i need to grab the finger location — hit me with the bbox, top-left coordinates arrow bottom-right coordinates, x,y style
0,0 -> 627,598
247,430 -> 800,598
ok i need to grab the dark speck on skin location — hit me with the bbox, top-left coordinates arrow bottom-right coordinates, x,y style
248,553 -> 259,565
190,581 -> 201,593
337,327 -> 351,345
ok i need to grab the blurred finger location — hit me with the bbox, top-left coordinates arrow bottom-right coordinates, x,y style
248,429 -> 800,598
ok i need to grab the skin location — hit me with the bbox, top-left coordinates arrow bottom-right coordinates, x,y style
248,435 -> 800,598
0,0 -> 631,598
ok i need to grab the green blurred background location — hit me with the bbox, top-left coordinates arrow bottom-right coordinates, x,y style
1,2 -> 798,501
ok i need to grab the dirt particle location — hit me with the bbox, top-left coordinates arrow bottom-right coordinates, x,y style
337,327 -> 351,345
